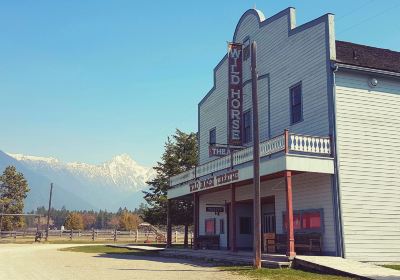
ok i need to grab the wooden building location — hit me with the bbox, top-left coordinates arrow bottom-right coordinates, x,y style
167,7 -> 400,263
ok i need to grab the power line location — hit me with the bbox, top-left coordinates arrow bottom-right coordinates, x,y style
337,2 -> 400,35
336,0 -> 376,22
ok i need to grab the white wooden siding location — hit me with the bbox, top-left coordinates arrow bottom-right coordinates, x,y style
198,173 -> 336,254
335,71 -> 400,262
199,9 -> 332,164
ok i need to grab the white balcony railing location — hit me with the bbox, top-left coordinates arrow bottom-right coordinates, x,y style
169,131 -> 332,187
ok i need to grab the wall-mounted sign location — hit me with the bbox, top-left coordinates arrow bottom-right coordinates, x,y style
209,146 -> 230,157
189,170 -> 239,193
206,206 -> 224,213
228,42 -> 243,146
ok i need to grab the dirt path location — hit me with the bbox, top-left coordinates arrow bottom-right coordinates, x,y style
0,244 -> 244,280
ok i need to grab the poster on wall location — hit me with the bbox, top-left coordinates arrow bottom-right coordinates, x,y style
227,42 -> 243,146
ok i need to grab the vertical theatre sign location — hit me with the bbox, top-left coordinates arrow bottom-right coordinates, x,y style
228,42 -> 243,146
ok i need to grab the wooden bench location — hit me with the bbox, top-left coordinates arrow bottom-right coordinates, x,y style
275,233 -> 322,255
195,235 -> 220,250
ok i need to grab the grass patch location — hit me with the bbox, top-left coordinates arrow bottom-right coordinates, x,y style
219,266 -> 357,280
59,245 -> 159,256
382,265 -> 400,271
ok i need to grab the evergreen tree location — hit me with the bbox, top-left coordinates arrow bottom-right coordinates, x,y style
143,129 -> 198,247
0,166 -> 30,230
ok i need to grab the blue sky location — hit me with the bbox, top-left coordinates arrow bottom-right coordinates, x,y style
1,0 -> 399,167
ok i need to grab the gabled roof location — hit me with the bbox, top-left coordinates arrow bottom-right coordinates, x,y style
335,40 -> 400,73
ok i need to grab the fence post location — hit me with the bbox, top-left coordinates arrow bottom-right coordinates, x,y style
114,229 -> 117,242
92,228 -> 95,241
70,229 -> 73,240
135,229 -> 138,243
175,231 -> 178,244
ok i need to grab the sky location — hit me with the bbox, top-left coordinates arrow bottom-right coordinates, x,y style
1,0 -> 399,167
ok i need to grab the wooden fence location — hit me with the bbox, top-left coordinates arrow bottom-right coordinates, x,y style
0,229 -> 192,244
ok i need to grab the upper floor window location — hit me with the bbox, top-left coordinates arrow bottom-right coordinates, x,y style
243,110 -> 252,144
209,128 -> 216,145
243,38 -> 250,61
290,83 -> 303,124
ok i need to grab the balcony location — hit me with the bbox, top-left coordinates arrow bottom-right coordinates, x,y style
168,131 -> 334,199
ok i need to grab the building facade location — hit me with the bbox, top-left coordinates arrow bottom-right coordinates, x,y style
167,7 -> 400,263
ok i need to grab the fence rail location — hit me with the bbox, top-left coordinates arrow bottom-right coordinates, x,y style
0,229 -> 191,244
170,131 -> 332,187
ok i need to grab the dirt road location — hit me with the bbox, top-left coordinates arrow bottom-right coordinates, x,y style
0,244 -> 244,280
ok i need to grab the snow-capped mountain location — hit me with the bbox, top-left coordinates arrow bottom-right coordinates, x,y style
1,151 -> 155,211
9,153 -> 154,192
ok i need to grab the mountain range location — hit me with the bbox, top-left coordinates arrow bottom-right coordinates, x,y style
0,151 -> 155,211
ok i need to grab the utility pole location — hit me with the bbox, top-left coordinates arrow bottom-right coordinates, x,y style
45,183 -> 53,241
251,41 -> 262,269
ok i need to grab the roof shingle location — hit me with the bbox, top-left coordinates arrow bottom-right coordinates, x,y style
335,40 -> 400,73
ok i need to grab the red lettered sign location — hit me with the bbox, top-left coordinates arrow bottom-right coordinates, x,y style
228,43 -> 243,146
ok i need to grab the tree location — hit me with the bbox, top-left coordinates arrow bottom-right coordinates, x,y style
107,216 -> 119,229
118,210 -> 142,230
64,212 -> 84,230
82,213 -> 96,230
0,166 -> 30,230
143,129 -> 198,247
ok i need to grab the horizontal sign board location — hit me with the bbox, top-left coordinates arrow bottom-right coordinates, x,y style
189,170 -> 239,193
206,207 -> 224,213
209,146 -> 229,157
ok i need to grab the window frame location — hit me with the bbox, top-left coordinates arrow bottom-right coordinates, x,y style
242,109 -> 252,144
205,218 -> 216,235
209,127 -> 216,146
219,219 -> 224,234
243,37 -> 250,61
289,82 -> 303,125
282,208 -> 324,233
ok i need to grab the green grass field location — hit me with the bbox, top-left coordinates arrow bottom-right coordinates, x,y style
219,266 -> 357,280
382,265 -> 400,271
60,245 -> 356,280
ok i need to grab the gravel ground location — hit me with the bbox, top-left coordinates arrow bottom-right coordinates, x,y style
0,243 -> 245,280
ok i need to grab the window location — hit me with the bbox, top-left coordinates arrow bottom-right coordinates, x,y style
290,83 -> 302,124
283,209 -> 323,232
220,219 -> 224,234
243,110 -> 252,144
239,217 -> 252,234
209,128 -> 216,146
205,218 -> 216,235
302,212 -> 321,229
243,38 -> 250,61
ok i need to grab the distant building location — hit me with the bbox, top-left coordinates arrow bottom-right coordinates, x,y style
168,7 -> 400,263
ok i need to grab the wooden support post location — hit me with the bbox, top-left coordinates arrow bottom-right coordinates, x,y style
175,231 -> 178,243
92,228 -> 95,241
193,192 -> 199,250
135,229 -> 138,243
230,184 -> 237,252
166,199 -> 172,247
251,40 -> 262,269
285,170 -> 296,260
